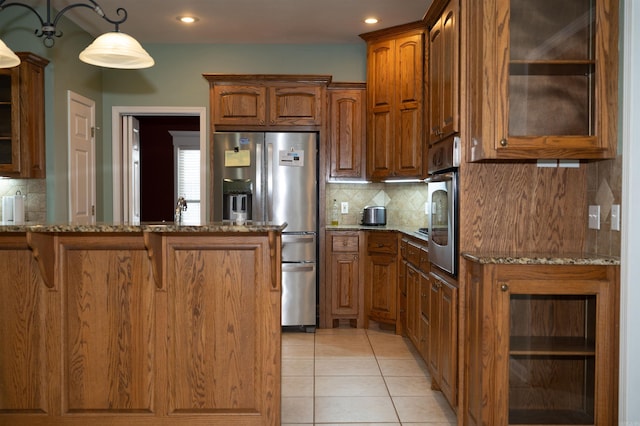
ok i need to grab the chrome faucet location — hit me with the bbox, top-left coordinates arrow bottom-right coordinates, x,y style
175,197 -> 187,223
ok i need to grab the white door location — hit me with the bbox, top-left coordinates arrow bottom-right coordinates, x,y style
68,91 -> 96,224
122,116 -> 141,224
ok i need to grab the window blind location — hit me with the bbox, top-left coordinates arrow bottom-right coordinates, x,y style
177,148 -> 200,223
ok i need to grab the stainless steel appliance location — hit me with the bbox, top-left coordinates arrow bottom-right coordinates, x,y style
212,132 -> 318,328
425,136 -> 460,276
361,206 -> 387,226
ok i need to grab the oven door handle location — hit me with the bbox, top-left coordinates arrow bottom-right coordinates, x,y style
424,172 -> 456,183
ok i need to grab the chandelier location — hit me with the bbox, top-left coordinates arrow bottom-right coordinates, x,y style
0,0 -> 154,69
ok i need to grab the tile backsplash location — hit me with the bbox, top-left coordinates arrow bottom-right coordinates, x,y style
0,178 -> 47,223
326,182 -> 428,229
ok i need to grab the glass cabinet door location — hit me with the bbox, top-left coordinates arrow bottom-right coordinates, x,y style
0,70 -> 18,171
499,279 -> 610,425
495,0 -> 615,155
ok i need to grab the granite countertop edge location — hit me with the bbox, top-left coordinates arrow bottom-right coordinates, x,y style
325,224 -> 429,242
461,252 -> 620,266
0,222 -> 288,233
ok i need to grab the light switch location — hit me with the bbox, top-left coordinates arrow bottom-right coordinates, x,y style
588,205 -> 600,230
611,204 -> 620,231
341,202 -> 348,214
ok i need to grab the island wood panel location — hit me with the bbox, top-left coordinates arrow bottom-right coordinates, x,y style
161,235 -> 280,425
459,162 -> 587,255
59,235 -> 155,414
0,234 -> 49,415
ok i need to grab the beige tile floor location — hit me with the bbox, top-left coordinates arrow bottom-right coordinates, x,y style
281,324 -> 457,425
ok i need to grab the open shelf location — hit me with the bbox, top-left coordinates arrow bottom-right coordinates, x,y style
510,336 -> 596,356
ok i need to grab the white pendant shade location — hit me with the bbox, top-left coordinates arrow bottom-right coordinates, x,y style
79,32 -> 154,69
0,39 -> 21,68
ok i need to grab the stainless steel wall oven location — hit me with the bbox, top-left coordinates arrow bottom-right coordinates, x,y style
425,136 -> 460,276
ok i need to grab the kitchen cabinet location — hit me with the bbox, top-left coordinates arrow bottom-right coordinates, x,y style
1,228 -> 282,426
467,0 -> 619,160
204,74 -> 330,128
365,231 -> 398,328
400,237 -> 429,353
0,52 -> 48,178
327,83 -> 366,181
463,258 -> 619,425
429,268 -> 458,408
326,230 -> 364,327
361,23 -> 425,180
427,0 -> 459,145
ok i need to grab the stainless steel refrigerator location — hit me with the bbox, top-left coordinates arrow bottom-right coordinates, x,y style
212,132 -> 318,328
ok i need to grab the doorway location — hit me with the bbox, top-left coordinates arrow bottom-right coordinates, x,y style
111,106 -> 207,223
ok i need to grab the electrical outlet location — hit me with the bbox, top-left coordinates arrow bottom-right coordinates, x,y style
611,204 -> 621,231
588,205 -> 600,230
341,202 -> 348,214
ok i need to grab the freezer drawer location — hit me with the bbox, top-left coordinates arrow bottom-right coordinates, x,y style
281,262 -> 316,326
282,233 -> 316,262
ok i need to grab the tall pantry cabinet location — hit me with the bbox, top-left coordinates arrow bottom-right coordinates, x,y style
360,22 -> 425,180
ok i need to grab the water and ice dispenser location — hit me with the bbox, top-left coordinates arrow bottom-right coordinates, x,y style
222,179 -> 252,222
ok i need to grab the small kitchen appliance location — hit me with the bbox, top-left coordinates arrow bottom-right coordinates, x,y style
2,191 -> 25,224
361,206 -> 386,226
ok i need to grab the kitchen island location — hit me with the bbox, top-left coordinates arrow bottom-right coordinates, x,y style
0,223 -> 284,426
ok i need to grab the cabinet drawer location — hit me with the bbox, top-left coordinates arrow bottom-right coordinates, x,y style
419,247 -> 429,271
367,232 -> 397,254
407,241 -> 421,267
331,233 -> 359,252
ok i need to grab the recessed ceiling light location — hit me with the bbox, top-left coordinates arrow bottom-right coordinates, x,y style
364,17 -> 379,24
177,16 -> 199,24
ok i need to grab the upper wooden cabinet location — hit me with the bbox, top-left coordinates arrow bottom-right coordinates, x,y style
327,83 -> 366,181
361,23 -> 425,180
427,0 -> 460,145
203,74 -> 330,128
0,52 -> 48,178
467,0 -> 619,160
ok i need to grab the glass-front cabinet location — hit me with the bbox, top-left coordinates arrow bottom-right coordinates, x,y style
464,259 -> 619,426
467,0 -> 618,160
0,69 -> 19,174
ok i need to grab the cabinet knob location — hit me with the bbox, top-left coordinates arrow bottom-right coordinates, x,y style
500,283 -> 509,292
499,138 -> 508,147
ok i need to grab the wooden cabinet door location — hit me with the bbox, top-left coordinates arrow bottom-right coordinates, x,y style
428,0 -> 459,145
163,234 -> 280,425
268,85 -> 323,126
330,252 -> 360,316
367,39 -> 395,179
405,264 -> 420,345
394,33 -> 424,177
328,86 -> 366,180
212,85 -> 267,126
366,254 -> 397,324
0,67 -> 21,175
60,235 -> 156,415
419,273 -> 431,360
428,277 -> 441,377
0,235 -> 49,415
440,0 -> 459,139
439,278 -> 458,406
428,21 -> 443,143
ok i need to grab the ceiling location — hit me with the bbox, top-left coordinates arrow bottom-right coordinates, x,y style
53,0 -> 431,44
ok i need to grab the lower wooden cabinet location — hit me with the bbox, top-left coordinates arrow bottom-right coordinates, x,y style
326,230 -> 363,327
0,231 -> 282,426
365,231 -> 398,327
429,269 -> 458,408
463,258 -> 619,426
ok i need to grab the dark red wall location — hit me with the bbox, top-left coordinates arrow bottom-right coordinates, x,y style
137,116 -> 200,222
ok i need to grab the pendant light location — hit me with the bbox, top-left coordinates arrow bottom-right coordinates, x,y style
0,0 -> 154,69
0,39 -> 20,68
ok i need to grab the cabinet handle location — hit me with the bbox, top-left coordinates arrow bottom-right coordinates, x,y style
500,283 -> 509,292
499,138 -> 508,147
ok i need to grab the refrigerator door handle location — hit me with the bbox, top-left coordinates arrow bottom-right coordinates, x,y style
281,263 -> 316,272
255,142 -> 263,222
266,142 -> 273,223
